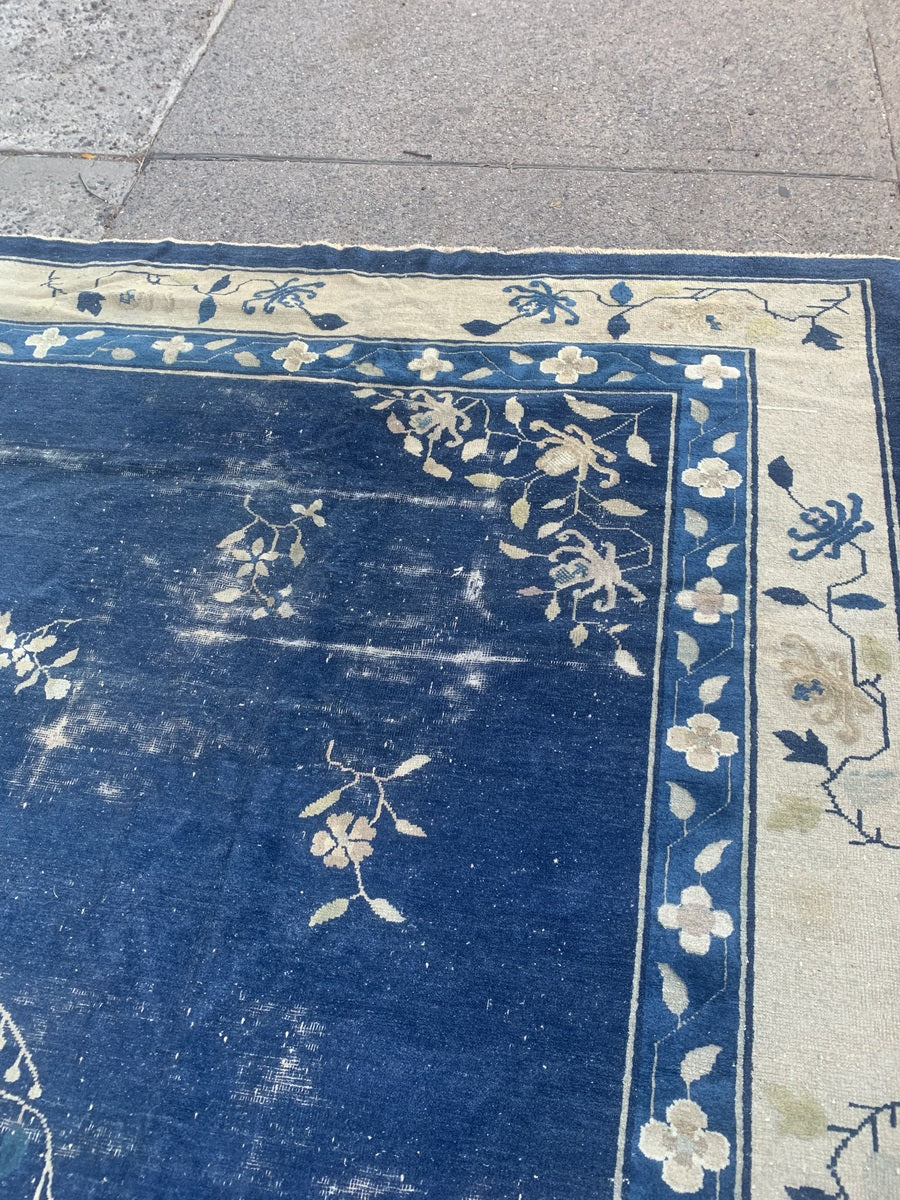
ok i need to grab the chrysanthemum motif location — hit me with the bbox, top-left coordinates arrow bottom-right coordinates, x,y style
676,577 -> 739,625
639,1098 -> 730,1193
681,456 -> 743,499
666,713 -> 738,772
407,347 -> 453,381
684,353 -> 741,389
538,345 -> 598,385
310,812 -> 376,869
272,339 -> 318,373
657,884 -> 733,955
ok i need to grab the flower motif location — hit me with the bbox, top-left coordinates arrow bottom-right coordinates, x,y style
272,339 -> 318,373
538,345 -> 598,385
676,577 -> 739,625
682,456 -> 742,498
658,884 -> 733,954
310,812 -> 377,869
229,535 -> 279,579
25,327 -> 68,359
290,499 -> 326,526
404,390 -> 472,446
531,421 -> 618,485
684,354 -> 741,389
639,1098 -> 730,1193
151,334 -> 194,364
407,347 -> 452,381
788,493 -> 873,561
667,713 -> 738,772
779,634 -> 870,743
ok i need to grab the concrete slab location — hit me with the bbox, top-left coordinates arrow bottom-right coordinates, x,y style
150,0 -> 895,179
864,0 -> 900,176
107,158 -> 900,254
0,154 -> 138,237
0,0 -> 235,155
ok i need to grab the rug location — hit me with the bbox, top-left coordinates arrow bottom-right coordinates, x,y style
0,237 -> 897,1200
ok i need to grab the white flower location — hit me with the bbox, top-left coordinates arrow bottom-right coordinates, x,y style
658,884 -> 734,955
407,347 -> 452,381
639,1098 -> 730,1193
666,712 -> 738,772
152,334 -> 194,364
676,577 -> 739,625
538,345 -> 598,385
682,456 -> 742,498
272,339 -> 318,373
684,354 -> 740,389
25,327 -> 67,359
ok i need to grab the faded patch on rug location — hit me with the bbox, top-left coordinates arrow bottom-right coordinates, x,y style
0,237 -> 897,1200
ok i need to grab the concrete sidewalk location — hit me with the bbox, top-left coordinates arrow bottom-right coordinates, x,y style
1,0 -> 898,252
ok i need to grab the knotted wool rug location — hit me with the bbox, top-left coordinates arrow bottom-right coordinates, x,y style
0,238 -> 897,1200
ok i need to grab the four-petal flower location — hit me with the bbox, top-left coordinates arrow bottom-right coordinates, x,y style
272,339 -> 318,373
538,345 -> 598,385
682,457 -> 743,498
676,577 -> 739,625
407,347 -> 453,381
639,1098 -> 730,1193
658,884 -> 734,954
667,713 -> 738,772
684,354 -> 741,389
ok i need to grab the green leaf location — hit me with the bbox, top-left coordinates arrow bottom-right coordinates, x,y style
299,789 -> 344,818
309,897 -> 350,927
765,1084 -> 828,1139
369,897 -> 405,923
766,794 -> 821,833
395,819 -> 427,837
860,634 -> 892,675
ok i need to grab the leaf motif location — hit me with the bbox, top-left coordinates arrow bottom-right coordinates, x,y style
499,541 -> 532,559
680,1044 -> 722,1085
44,677 -> 71,700
502,447 -> 519,464
605,370 -> 637,383
508,351 -> 533,365
564,397 -> 615,420
614,648 -> 643,676
658,964 -> 689,1017
505,395 -> 525,423
774,728 -> 829,768
466,473 -> 505,489
356,362 -> 385,377
712,431 -> 737,453
391,754 -> 431,778
208,273 -> 232,293
600,498 -> 647,516
684,509 -> 708,539
626,433 -> 654,465
461,438 -> 489,461
768,455 -> 794,491
832,592 -> 885,610
610,281 -> 633,304
667,782 -> 696,821
204,337 -> 235,349
299,789 -> 344,818
765,1084 -> 829,1139
14,670 -> 39,693
706,542 -> 739,569
676,631 -> 699,670
251,537 -> 265,556
386,412 -> 406,434
764,587 -> 810,607
461,367 -> 493,381
423,457 -> 452,480
785,1188 -> 837,1200
357,388 -> 380,399
198,295 -> 217,323
537,521 -> 563,538
214,587 -> 244,603
607,313 -> 630,340
649,351 -> 678,365
289,536 -> 306,566
309,897 -> 349,927
690,398 -> 710,425
0,342 -> 13,356
543,497 -> 567,510
510,497 -> 530,529
234,351 -> 261,367
324,342 -> 355,358
395,819 -> 427,837
48,648 -> 78,669
766,795 -> 822,833
545,596 -> 561,621
369,897 -> 405,923
694,839 -> 731,874
403,434 -> 424,456
860,634 -> 892,675
570,623 -> 588,647
461,319 -> 503,337
698,674 -> 729,704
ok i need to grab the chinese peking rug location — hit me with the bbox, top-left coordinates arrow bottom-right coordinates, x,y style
0,238 -> 898,1200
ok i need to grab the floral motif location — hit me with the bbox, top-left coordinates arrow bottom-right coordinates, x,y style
658,884 -> 734,954
666,713 -> 738,772
407,347 -> 453,381
0,611 -> 80,700
538,345 -> 598,385
681,457 -> 743,499
25,327 -> 67,359
788,492 -> 873,561
0,1000 -> 55,1200
151,334 -> 193,364
272,339 -> 318,373
311,812 -> 377,869
676,577 -> 739,625
214,496 -> 325,618
531,421 -> 619,485
639,1098 -> 730,1193
396,389 -> 472,450
683,354 -> 741,389
301,743 -> 430,926
779,634 -> 871,744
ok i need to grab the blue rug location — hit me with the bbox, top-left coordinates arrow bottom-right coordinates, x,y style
0,238 -> 898,1200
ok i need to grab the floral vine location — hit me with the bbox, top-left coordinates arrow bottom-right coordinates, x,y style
0,612 -> 80,701
213,496 -> 326,619
300,743 -> 430,927
0,1000 -> 55,1199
